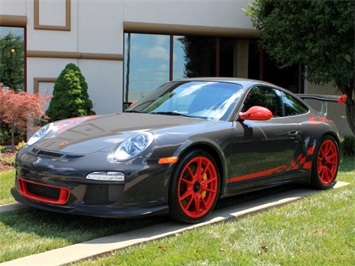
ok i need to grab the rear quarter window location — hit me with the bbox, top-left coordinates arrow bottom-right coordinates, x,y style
283,94 -> 308,116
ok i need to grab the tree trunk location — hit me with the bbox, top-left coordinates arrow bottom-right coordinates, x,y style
337,82 -> 354,136
11,125 -> 15,150
345,97 -> 355,135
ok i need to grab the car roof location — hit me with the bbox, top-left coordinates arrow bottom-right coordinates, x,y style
177,77 -> 280,89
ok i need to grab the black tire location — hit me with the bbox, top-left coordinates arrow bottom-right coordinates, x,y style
311,135 -> 339,190
169,150 -> 220,223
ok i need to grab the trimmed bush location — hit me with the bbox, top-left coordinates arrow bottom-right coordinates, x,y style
343,135 -> 355,157
46,63 -> 95,122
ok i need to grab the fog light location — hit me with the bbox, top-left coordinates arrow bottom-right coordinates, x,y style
86,171 -> 125,181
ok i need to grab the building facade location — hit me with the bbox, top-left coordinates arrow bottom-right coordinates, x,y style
0,0 -> 351,134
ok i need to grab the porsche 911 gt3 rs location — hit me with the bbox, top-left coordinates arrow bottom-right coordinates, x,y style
12,78 -> 344,223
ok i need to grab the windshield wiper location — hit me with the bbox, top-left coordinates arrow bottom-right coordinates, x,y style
150,111 -> 190,117
125,110 -> 143,113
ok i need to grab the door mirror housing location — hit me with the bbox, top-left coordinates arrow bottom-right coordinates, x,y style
239,106 -> 272,121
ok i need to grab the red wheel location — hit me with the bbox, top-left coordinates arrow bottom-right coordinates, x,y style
169,150 -> 220,223
311,135 -> 339,189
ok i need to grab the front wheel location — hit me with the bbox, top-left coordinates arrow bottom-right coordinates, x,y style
169,150 -> 220,223
311,135 -> 339,190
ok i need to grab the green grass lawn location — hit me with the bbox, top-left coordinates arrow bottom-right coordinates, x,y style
0,157 -> 354,265
0,170 -> 15,205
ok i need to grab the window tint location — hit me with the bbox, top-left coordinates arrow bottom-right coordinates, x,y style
243,86 -> 283,117
243,86 -> 308,117
282,92 -> 308,116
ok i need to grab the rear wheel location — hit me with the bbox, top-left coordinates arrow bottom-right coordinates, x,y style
169,150 -> 220,223
311,135 -> 339,189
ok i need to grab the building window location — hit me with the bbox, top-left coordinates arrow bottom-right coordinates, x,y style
124,33 -> 241,105
0,26 -> 25,91
124,33 -> 302,107
124,33 -> 170,104
173,35 -> 186,80
248,39 -> 303,93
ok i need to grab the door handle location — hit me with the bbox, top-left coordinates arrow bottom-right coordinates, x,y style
288,130 -> 300,139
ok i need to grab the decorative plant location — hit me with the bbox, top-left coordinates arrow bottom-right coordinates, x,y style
0,88 -> 50,149
15,141 -> 26,151
46,63 -> 96,122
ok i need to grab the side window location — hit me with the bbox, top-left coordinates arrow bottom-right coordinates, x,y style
281,92 -> 309,116
243,86 -> 309,117
242,86 -> 283,117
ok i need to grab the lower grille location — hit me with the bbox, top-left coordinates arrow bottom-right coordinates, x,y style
84,184 -> 123,204
18,178 -> 70,205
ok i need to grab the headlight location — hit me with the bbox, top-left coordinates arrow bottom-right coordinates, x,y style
112,132 -> 154,161
27,123 -> 55,145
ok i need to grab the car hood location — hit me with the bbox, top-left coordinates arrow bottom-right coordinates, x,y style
34,113 -> 204,154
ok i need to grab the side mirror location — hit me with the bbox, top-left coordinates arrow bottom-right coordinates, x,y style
239,106 -> 272,121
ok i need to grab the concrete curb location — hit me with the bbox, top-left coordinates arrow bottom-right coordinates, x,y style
0,203 -> 28,213
0,181 -> 350,266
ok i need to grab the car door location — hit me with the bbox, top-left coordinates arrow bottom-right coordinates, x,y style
226,86 -> 302,193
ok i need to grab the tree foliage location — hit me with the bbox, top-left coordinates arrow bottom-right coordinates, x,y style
0,88 -> 50,148
179,36 -> 216,78
245,0 -> 355,134
0,33 -> 25,91
46,63 -> 96,122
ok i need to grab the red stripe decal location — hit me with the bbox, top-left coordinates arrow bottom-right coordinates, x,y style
228,165 -> 286,183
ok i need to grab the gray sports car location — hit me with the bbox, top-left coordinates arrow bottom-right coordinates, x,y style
12,78 -> 344,223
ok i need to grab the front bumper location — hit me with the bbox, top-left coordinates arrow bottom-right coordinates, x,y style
11,186 -> 168,218
11,148 -> 170,218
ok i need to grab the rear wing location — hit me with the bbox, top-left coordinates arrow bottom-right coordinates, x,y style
297,94 -> 347,117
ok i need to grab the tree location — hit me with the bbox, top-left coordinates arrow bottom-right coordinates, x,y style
179,36 -> 216,77
244,0 -> 354,134
46,63 -> 96,122
0,88 -> 50,149
0,33 -> 25,91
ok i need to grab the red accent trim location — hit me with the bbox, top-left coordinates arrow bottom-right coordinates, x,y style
239,106 -> 273,121
317,139 -> 339,184
18,178 -> 70,205
228,145 -> 316,184
178,156 -> 219,219
338,94 -> 347,104
307,146 -> 315,156
303,162 -> 312,169
308,116 -> 331,124
228,165 -> 286,183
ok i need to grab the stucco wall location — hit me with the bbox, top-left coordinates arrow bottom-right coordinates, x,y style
1,0 -> 253,115
0,0 -> 28,16
123,0 -> 253,29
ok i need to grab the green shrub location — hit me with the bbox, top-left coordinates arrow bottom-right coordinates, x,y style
45,63 -> 96,122
343,135 -> 355,156
16,141 -> 26,151
0,155 -> 14,166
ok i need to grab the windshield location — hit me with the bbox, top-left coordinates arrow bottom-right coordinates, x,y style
126,81 -> 244,120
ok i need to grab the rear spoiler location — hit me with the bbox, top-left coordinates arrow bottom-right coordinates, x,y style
297,94 -> 347,103
297,94 -> 347,117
